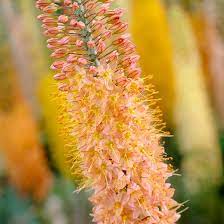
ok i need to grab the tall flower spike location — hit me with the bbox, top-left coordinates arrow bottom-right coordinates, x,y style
203,0 -> 224,127
36,0 -> 181,223
168,4 -> 222,195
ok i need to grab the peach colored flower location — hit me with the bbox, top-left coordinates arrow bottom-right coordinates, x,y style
36,0 -> 180,223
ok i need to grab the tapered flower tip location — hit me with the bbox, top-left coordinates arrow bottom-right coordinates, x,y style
36,0 -> 140,81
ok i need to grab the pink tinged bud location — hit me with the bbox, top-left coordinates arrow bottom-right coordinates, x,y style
49,27 -> 60,35
43,17 -> 56,26
125,45 -> 136,55
93,21 -> 103,30
122,33 -> 131,39
76,39 -> 84,47
37,14 -> 48,21
106,51 -> 118,62
87,40 -> 95,48
111,17 -> 121,25
102,30 -> 112,40
97,40 -> 106,53
51,48 -> 67,58
43,3 -> 58,13
41,22 -> 48,28
58,83 -> 70,91
65,72 -> 74,78
62,63 -> 74,72
108,8 -> 124,17
70,20 -> 85,30
128,68 -> 141,79
89,66 -> 97,74
70,19 -> 78,27
98,3 -> 110,15
45,27 -> 60,35
122,55 -> 140,67
47,44 -> 57,49
119,41 -> 135,56
122,40 -> 133,48
41,24 -> 48,30
58,15 -> 69,23
110,15 -> 122,25
58,24 -> 65,31
53,73 -> 67,80
67,54 -> 77,63
115,23 -> 128,33
78,58 -> 88,65
50,61 -> 65,70
72,2 -> 79,10
111,20 -> 122,29
36,0 -> 50,9
116,76 -> 129,87
85,2 -> 95,10
76,21 -> 85,29
113,33 -> 131,45
130,55 -> 140,63
58,36 -> 70,45
47,38 -> 58,45
64,0 -> 72,6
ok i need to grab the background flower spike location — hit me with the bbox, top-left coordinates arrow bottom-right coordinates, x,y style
168,3 -> 222,195
131,0 -> 176,129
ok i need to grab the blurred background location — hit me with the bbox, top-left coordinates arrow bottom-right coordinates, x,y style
0,0 -> 224,223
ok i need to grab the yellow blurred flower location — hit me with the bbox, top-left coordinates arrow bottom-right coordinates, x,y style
131,0 -> 176,127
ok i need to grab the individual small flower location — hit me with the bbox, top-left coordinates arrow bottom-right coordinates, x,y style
36,0 -> 181,223
58,15 -> 69,23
